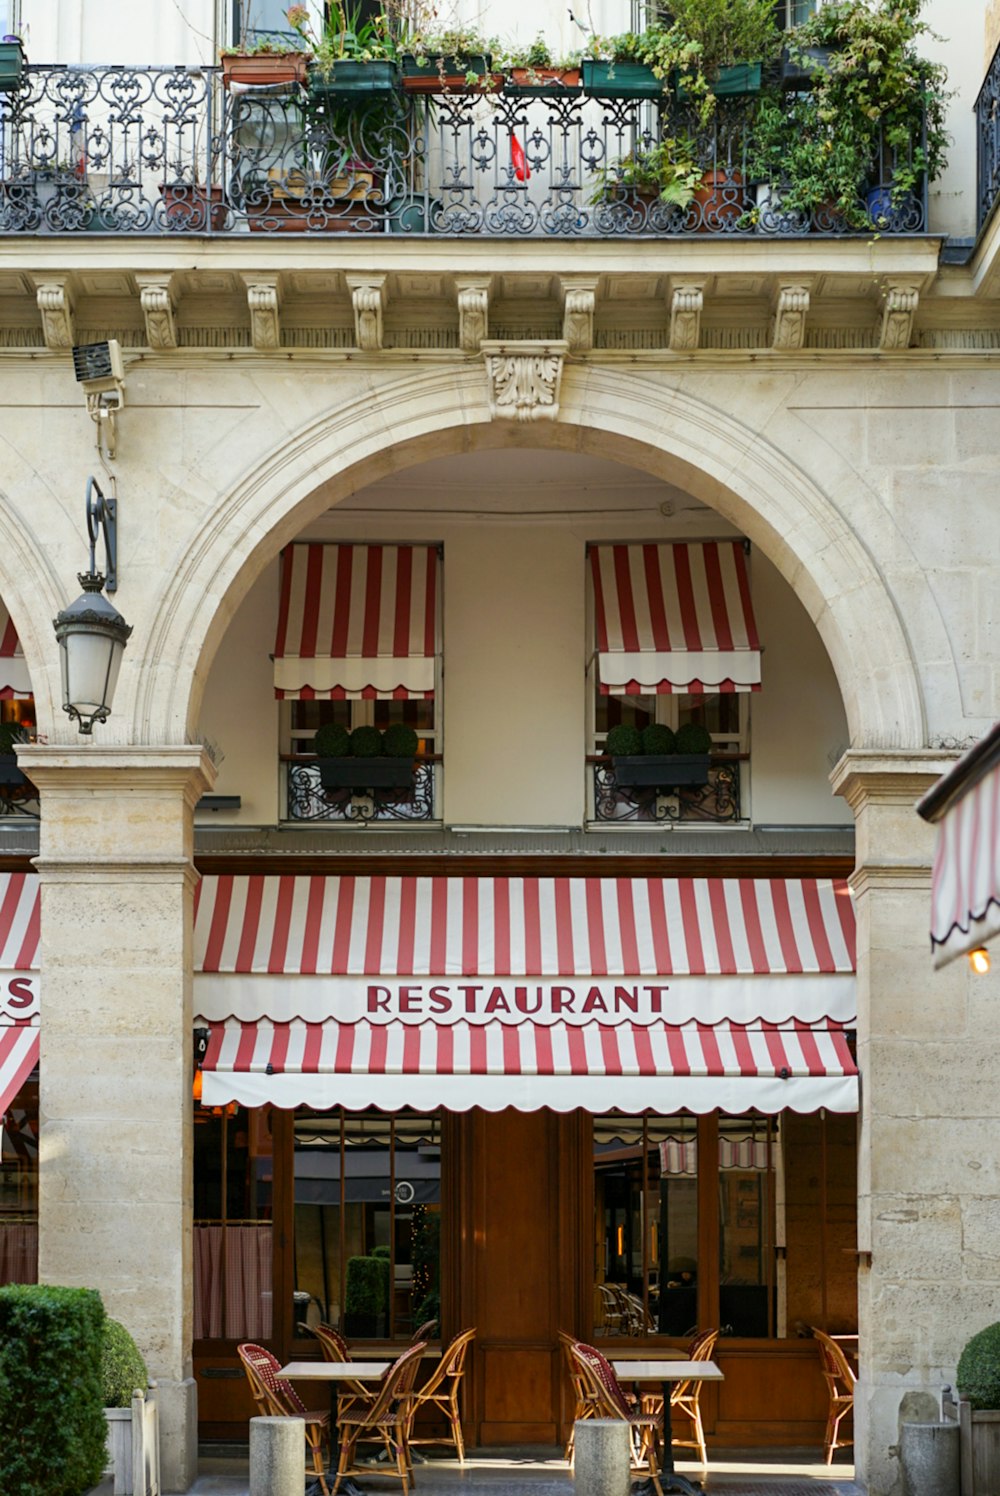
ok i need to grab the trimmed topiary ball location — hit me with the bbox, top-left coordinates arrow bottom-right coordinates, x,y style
958,1322 -> 1000,1410
606,723 -> 643,757
314,721 -> 350,758
675,721 -> 713,755
349,725 -> 384,758
101,1318 -> 148,1410
383,723 -> 419,758
641,723 -> 676,756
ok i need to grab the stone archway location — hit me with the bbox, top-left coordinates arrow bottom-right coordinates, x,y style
126,362 -> 935,752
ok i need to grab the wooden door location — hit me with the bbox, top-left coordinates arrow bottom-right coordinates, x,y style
452,1109 -> 581,1446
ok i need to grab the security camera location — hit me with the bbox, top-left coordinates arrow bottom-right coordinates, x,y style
73,340 -> 125,459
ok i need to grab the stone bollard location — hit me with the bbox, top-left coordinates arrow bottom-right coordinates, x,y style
574,1418 -> 631,1496
899,1421 -> 960,1496
250,1415 -> 305,1496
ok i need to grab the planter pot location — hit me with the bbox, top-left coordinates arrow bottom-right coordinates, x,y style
220,52 -> 309,91
755,182 -> 809,236
675,61 -> 763,99
246,172 -> 381,232
401,54 -> 495,92
693,168 -> 745,232
611,754 -> 711,789
319,756 -> 415,790
866,184 -> 895,229
105,1407 -> 133,1495
582,58 -> 662,99
943,1390 -> 1000,1496
160,182 -> 227,232
780,45 -> 834,89
0,39 -> 25,91
506,65 -> 581,96
308,59 -> 400,96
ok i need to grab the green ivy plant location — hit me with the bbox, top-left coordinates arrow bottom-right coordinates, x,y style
590,137 -> 702,208
634,0 -> 781,124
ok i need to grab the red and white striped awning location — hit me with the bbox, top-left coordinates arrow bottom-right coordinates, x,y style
273,543 -> 437,700
0,1023 -> 39,1115
918,725 -> 1000,968
0,873 -> 40,1112
590,542 -> 761,695
0,603 -> 32,700
199,1016 -> 857,1114
194,874 -> 857,1113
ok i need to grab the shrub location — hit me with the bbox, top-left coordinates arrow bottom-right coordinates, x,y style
0,1283 -> 108,1496
957,1322 -> 1000,1410
675,721 -> 713,755
606,723 -> 642,757
314,721 -> 350,758
345,1255 -> 388,1316
641,723 -> 676,756
348,725 -> 384,758
0,723 -> 27,757
102,1318 -> 148,1409
382,723 -> 419,758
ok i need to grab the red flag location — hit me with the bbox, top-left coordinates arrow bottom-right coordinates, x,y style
510,135 -> 530,183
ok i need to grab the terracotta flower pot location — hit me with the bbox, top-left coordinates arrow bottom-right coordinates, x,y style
693,168 -> 745,232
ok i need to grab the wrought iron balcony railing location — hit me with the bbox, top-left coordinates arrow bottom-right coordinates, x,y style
978,38 -> 1000,233
286,759 -> 438,823
591,759 -> 742,825
0,64 -> 929,237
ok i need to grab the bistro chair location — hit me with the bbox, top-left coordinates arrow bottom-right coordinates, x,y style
664,1327 -> 719,1466
405,1326 -> 476,1463
411,1318 -> 439,1343
571,1341 -> 663,1496
237,1341 -> 331,1496
333,1339 -> 427,1496
313,1321 -> 377,1415
809,1326 -> 857,1463
597,1283 -> 622,1335
558,1329 -> 600,1462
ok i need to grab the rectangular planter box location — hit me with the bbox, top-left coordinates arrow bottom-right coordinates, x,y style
675,61 -> 763,99
308,59 -> 400,96
612,754 -> 711,789
319,756 -> 415,790
160,183 -> 227,232
0,39 -> 25,91
943,1391 -> 1000,1496
220,52 -> 309,90
506,66 -> 582,97
401,54 -> 493,92
582,58 -> 662,99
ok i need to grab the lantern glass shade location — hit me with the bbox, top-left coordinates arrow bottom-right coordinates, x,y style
53,574 -> 131,734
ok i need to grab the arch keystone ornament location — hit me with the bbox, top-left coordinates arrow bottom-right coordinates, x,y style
481,339 -> 567,422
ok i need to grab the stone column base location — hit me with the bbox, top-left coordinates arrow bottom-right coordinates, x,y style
153,1376 -> 198,1494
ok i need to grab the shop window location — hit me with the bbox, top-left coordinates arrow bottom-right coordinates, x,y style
193,1101 -> 274,1341
718,1117 -> 777,1340
293,1109 -> 442,1341
0,1072 -> 38,1285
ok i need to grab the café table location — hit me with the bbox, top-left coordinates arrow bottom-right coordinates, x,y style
612,1357 -> 724,1496
279,1360 -> 390,1496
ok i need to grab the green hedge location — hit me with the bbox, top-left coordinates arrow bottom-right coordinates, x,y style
102,1318 -> 148,1409
0,1284 -> 108,1496
345,1255 -> 388,1316
958,1321 -> 1000,1410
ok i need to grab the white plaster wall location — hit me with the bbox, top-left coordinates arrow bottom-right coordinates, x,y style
922,0 -> 981,238
24,0 -> 218,68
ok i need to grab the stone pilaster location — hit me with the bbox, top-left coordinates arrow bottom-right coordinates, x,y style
19,745 -> 216,1496
831,750 -> 1000,1496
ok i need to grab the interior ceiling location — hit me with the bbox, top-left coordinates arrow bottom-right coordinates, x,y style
328,448 -> 716,521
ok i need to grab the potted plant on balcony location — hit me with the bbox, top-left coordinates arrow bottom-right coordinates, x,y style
590,135 -> 702,218
220,0 -> 308,90
500,35 -> 582,94
287,1 -> 401,97
582,33 -> 665,99
607,721 -> 714,789
630,0 -> 781,122
401,26 -> 498,92
0,33 -> 25,91
316,721 -> 418,791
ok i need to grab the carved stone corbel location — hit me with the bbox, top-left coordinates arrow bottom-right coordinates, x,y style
668,281 -> 704,352
879,283 -> 919,350
772,284 -> 810,351
32,277 -> 74,350
481,339 -> 568,422
345,273 -> 388,351
454,276 -> 491,352
241,274 -> 282,351
560,275 -> 599,353
135,275 -> 178,351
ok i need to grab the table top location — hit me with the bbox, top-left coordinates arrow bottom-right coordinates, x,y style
612,1359 -> 724,1382
279,1360 -> 389,1380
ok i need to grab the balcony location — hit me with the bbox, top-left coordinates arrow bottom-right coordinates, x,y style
0,63 -> 930,238
590,758 -> 743,826
978,38 -> 1000,233
284,757 -> 439,824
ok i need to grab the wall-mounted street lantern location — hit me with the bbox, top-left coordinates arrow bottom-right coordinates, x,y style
52,476 -> 132,734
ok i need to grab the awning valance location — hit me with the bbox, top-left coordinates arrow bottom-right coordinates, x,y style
590,542 -> 761,695
199,1016 -> 857,1114
194,874 -> 857,1114
0,1023 -> 38,1114
273,543 -> 437,700
0,604 -> 32,700
918,724 -> 1000,967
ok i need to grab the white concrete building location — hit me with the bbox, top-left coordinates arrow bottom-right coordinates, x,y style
0,1 -> 999,1491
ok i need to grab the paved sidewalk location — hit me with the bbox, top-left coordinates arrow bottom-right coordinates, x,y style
118,1445 -> 862,1496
